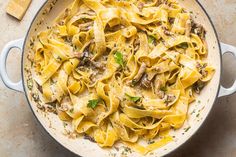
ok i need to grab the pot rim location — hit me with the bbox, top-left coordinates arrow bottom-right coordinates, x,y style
21,0 -> 222,156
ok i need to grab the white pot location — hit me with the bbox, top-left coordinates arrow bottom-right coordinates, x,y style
1,0 -> 236,156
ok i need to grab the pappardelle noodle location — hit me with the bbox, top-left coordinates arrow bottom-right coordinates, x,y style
30,0 -> 215,154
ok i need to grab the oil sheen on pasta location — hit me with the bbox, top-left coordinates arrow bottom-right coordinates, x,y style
30,0 -> 215,155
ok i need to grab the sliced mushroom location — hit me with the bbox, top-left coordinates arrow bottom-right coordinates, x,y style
89,60 -> 105,71
140,74 -> 152,89
133,38 -> 140,52
154,76 -> 165,99
162,26 -> 173,36
58,97 -> 71,112
191,21 -> 206,39
77,51 -> 90,65
77,51 -> 105,71
193,80 -> 205,94
163,94 -> 176,105
132,63 -> 147,85
168,17 -> 175,24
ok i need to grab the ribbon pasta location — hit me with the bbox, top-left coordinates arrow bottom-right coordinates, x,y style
30,0 -> 215,155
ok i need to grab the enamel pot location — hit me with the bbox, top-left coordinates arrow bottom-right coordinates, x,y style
1,0 -> 236,156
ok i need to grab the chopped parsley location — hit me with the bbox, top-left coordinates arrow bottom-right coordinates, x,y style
32,93 -> 39,102
125,93 -> 141,103
69,108 -> 74,113
177,42 -> 188,49
63,122 -> 68,128
147,139 -> 155,144
114,51 -> 124,67
121,146 -> 132,156
184,126 -> 191,132
27,78 -> 33,90
131,79 -> 138,86
160,86 -> 167,92
87,99 -> 100,109
148,35 -> 156,44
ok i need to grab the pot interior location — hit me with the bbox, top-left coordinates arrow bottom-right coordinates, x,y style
22,0 -> 221,156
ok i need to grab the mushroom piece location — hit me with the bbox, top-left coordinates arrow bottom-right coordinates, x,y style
76,51 -> 105,71
58,97 -> 72,112
154,76 -> 165,99
193,80 -> 205,94
163,94 -> 176,105
89,60 -> 105,71
140,74 -> 152,89
191,21 -> 206,39
133,38 -> 140,52
132,63 -> 147,85
162,26 -> 174,36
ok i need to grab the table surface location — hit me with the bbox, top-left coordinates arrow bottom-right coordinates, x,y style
0,0 -> 236,157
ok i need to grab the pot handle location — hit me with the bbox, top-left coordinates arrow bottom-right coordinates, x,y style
0,38 -> 24,92
218,43 -> 236,97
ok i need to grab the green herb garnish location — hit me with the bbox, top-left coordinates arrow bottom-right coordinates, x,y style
87,99 -> 100,109
177,42 -> 188,49
147,140 -> 155,144
148,35 -> 156,44
125,93 -> 141,103
63,122 -> 68,128
114,51 -> 124,67
131,79 -> 138,86
69,108 -> 74,113
160,86 -> 167,92
184,126 -> 191,132
27,78 -> 33,90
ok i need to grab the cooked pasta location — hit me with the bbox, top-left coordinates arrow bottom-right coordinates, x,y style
29,0 -> 215,154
